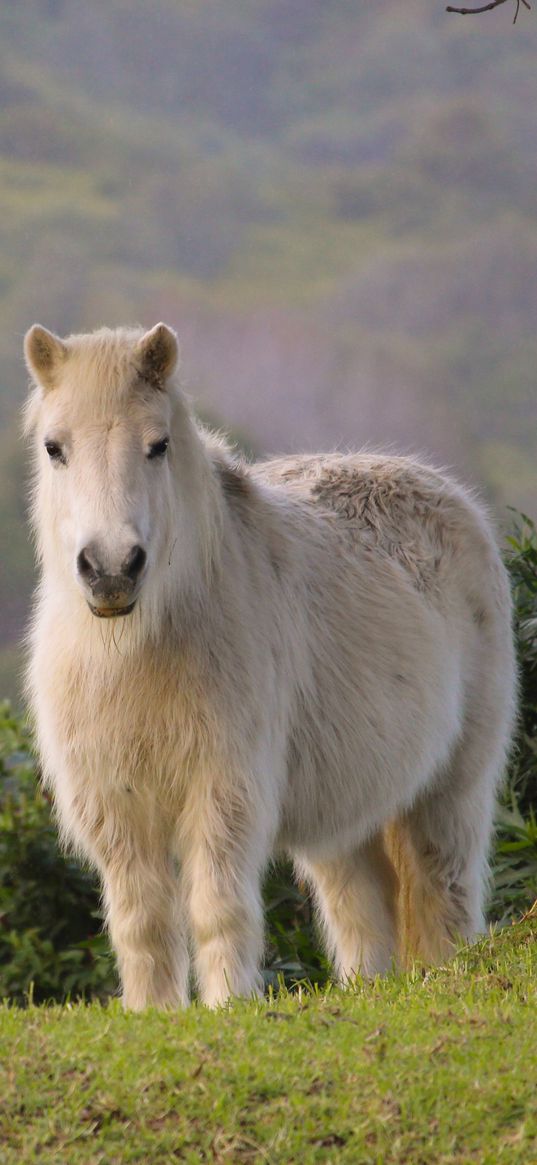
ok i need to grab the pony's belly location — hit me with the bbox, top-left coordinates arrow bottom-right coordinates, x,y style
276,763 -> 396,858
277,684 -> 462,859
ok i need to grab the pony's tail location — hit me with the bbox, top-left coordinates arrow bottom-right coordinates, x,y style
384,819 -> 460,969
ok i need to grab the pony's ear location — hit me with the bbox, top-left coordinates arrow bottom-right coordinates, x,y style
24,325 -> 67,392
135,323 -> 179,388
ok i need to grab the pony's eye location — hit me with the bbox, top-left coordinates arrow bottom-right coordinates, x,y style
147,437 -> 169,461
44,440 -> 66,465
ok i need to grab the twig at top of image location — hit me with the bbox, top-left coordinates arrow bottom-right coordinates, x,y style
447,0 -> 531,23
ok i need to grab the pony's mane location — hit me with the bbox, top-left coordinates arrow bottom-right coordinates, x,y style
63,326 -> 147,392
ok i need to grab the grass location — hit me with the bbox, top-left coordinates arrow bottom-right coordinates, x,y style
1,917 -> 536,1164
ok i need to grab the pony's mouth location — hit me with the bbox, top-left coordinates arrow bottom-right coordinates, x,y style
87,601 -> 137,619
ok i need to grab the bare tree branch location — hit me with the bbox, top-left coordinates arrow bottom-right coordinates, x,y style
446,0 -> 531,21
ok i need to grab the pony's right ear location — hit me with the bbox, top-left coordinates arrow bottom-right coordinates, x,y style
24,325 -> 67,391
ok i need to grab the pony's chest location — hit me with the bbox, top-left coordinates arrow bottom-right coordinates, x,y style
42,648 -> 203,792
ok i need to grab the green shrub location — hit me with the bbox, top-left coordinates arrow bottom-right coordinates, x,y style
491,796 -> 537,923
0,514 -> 536,1002
492,511 -> 537,921
503,511 -> 537,816
0,702 -> 115,1003
262,861 -> 328,987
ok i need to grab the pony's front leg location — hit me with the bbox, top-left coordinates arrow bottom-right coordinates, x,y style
102,849 -> 189,1011
84,791 -> 189,1010
182,784 -> 267,1007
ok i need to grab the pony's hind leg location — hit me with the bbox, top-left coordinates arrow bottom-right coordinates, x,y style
297,833 -> 398,982
387,600 -> 516,968
388,724 -> 511,967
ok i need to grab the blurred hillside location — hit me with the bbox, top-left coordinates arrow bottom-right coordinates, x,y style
1,0 -> 537,695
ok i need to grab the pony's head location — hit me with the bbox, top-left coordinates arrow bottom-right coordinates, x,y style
24,324 -> 219,628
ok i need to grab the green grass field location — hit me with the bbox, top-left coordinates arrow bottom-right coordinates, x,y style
1,916 -> 535,1164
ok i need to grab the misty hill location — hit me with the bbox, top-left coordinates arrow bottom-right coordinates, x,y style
1,0 -> 537,691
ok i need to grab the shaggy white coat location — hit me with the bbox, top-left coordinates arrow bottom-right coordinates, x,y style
23,323 -> 517,1009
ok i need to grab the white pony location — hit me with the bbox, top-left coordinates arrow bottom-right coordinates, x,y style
23,322 -> 517,1009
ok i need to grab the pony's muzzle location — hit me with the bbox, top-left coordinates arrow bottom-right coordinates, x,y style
77,542 -> 147,617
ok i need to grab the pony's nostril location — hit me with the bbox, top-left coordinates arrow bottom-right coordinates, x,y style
122,544 -> 147,581
77,545 -> 102,582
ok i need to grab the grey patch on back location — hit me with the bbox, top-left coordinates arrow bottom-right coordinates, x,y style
256,453 -> 449,596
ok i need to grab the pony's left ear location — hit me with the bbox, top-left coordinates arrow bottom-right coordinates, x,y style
135,323 -> 179,387
24,324 -> 67,392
